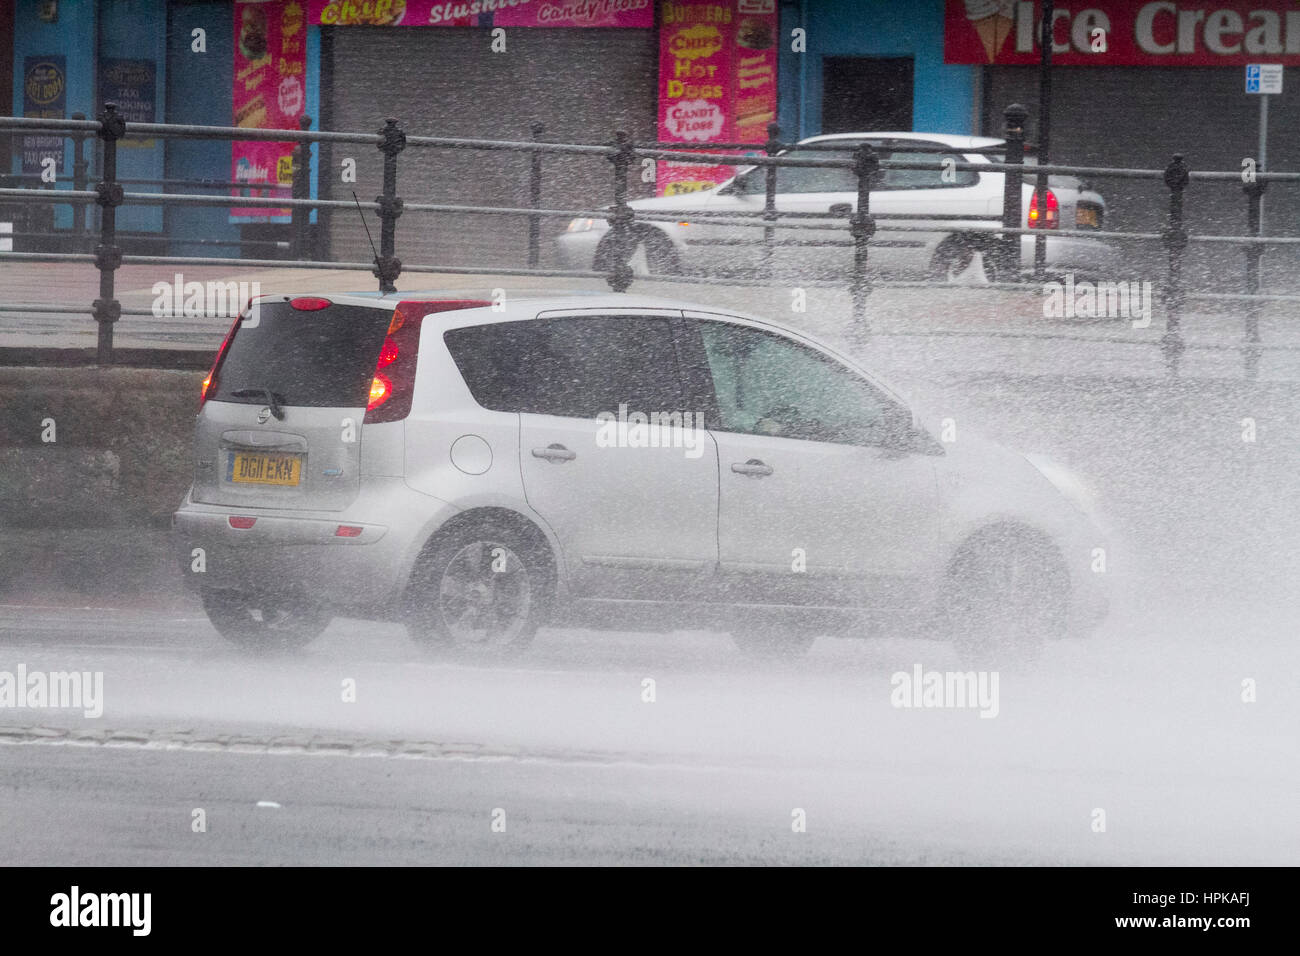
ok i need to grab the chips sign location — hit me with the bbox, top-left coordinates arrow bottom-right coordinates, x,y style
945,1 -> 1300,66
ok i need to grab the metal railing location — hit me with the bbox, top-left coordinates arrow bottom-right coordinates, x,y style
1,103 -> 1297,379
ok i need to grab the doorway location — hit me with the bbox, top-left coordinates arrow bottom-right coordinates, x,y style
822,57 -> 914,133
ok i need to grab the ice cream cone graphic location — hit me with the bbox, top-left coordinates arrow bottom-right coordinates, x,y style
965,0 -> 1015,63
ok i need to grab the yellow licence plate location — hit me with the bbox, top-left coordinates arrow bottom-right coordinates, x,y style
228,452 -> 302,486
1076,206 -> 1099,228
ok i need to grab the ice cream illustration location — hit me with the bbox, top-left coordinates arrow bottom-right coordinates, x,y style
964,0 -> 1016,63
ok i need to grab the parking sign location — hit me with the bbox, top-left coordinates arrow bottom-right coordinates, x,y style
1246,64 -> 1283,94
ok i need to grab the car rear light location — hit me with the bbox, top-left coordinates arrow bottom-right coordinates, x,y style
376,337 -> 400,368
367,372 -> 392,410
228,516 -> 256,529
363,299 -> 491,424
1028,188 -> 1059,229
335,525 -> 364,537
289,296 -> 331,311
201,313 -> 242,406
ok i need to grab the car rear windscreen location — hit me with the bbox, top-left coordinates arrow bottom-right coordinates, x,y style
210,302 -> 391,408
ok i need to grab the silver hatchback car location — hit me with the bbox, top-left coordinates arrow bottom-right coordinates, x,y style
174,292 -> 1109,659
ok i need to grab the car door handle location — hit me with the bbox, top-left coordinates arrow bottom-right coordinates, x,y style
828,202 -> 853,216
731,459 -> 773,477
532,444 -> 576,463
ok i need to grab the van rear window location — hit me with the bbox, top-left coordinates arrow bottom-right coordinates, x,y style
210,302 -> 390,408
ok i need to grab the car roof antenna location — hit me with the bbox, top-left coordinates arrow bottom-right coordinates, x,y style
352,190 -> 385,293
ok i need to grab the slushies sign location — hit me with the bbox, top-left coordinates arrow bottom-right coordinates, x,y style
945,0 -> 1300,65
307,0 -> 652,25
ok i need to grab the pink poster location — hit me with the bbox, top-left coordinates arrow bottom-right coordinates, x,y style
306,0 -> 654,27
657,0 -> 778,196
231,0 -> 308,221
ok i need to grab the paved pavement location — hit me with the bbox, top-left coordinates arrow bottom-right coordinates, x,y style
3,262 -> 1299,382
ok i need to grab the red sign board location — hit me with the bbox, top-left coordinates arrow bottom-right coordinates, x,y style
657,0 -> 778,196
231,0 -> 308,220
945,0 -> 1300,66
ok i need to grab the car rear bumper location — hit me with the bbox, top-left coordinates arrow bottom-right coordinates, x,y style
172,477 -> 457,613
1019,233 -> 1121,278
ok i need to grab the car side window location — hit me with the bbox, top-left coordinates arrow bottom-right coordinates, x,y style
695,321 -> 896,446
735,145 -> 976,194
445,316 -> 687,420
876,146 -> 979,190
734,149 -> 858,195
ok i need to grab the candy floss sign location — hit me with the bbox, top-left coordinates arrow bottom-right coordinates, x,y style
658,0 -> 778,196
306,0 -> 653,26
232,0 -> 308,221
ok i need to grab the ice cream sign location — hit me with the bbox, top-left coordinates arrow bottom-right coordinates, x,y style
945,0 -> 1300,66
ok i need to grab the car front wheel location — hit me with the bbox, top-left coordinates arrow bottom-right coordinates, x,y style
405,525 -> 551,654
597,229 -> 680,277
945,530 -> 1069,665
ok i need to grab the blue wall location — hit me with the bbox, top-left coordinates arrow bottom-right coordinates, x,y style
165,0 -> 238,256
99,0 -> 166,232
779,0 -> 976,140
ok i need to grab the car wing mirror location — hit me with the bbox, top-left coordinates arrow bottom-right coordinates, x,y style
878,405 -> 940,455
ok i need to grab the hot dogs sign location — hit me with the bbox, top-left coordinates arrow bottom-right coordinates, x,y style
657,0 -> 779,196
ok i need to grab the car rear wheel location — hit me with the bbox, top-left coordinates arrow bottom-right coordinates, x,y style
405,525 -> 550,654
200,586 -> 331,651
930,237 -> 999,285
945,530 -> 1068,666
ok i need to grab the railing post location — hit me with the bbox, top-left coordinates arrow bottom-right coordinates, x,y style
93,103 -> 125,365
761,121 -> 780,277
291,115 -> 313,260
1242,176 -> 1265,380
374,117 -> 405,294
849,142 -> 879,338
605,130 -> 634,293
1000,103 -> 1028,283
528,122 -> 544,269
1161,153 -> 1190,378
71,111 -> 89,253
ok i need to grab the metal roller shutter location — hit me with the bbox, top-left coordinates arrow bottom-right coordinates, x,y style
323,27 -> 658,272
983,67 -> 1300,288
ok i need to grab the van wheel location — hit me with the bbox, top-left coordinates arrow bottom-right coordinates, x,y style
946,531 -> 1068,666
405,525 -> 550,653
200,586 -> 331,651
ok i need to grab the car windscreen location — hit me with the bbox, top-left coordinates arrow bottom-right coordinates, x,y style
209,302 -> 391,408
